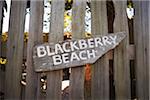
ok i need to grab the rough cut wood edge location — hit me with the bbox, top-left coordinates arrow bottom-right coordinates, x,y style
69,0 -> 86,100
25,0 -> 44,100
113,0 -> 131,100
133,1 -> 149,99
46,0 -> 64,100
5,1 -> 27,99
91,0 -> 109,100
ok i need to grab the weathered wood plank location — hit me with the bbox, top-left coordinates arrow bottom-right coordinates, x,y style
149,2 -> 150,100
5,1 -> 27,99
25,0 -> 44,99
133,1 -> 149,99
91,0 -> 109,100
113,0 -> 131,99
0,70 -> 4,94
69,0 -> 86,100
46,0 -> 64,100
128,45 -> 135,60
33,32 -> 126,72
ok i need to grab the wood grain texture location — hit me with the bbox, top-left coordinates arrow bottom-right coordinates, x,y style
69,0 -> 86,100
46,0 -> 64,100
133,1 -> 149,99
33,32 -> 126,72
5,1 -> 27,99
25,0 -> 44,99
113,0 -> 131,100
91,1 -> 109,100
147,2 -> 150,100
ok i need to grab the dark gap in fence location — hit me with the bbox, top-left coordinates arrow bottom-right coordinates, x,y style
127,0 -> 134,45
107,1 -> 115,100
21,0 -> 30,98
21,59 -> 27,100
106,0 -> 115,34
40,73 -> 47,97
109,60 -> 115,100
63,68 -> 70,80
130,60 -> 136,99
0,0 -> 7,99
128,19 -> 134,44
63,31 -> 71,81
63,0 -> 72,82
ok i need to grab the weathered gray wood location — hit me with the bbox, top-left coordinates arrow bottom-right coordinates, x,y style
113,0 -> 131,99
46,0 -> 64,100
33,32 -> 126,72
128,45 -> 135,60
5,1 -> 27,99
25,0 -> 44,99
149,2 -> 150,100
133,1 -> 149,99
91,1 -> 109,100
69,0 -> 86,100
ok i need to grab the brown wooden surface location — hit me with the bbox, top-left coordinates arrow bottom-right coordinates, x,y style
91,1 -> 109,100
113,0 -> 131,99
128,45 -> 135,60
33,32 -> 126,72
69,0 -> 86,100
46,0 -> 64,100
133,1 -> 149,99
25,0 -> 44,99
5,1 -> 27,99
1,0 -> 149,99
146,2 -> 150,100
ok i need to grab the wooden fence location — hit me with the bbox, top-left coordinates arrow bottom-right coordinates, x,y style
0,0 -> 149,100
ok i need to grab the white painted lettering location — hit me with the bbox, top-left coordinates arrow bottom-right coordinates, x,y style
46,46 -> 55,56
53,55 -> 62,65
102,36 -> 112,45
87,49 -> 96,59
78,39 -> 87,49
62,42 -> 70,52
88,38 -> 94,48
79,50 -> 87,60
55,44 -> 64,54
70,41 -> 79,51
37,46 -> 47,57
62,53 -> 69,63
70,52 -> 80,62
109,35 -> 117,44
94,37 -> 103,47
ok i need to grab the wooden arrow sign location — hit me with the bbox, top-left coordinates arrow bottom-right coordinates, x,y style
33,32 -> 126,72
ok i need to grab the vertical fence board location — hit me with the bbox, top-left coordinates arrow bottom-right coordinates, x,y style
91,1 -> 109,100
69,0 -> 86,100
113,1 -> 131,99
5,1 -> 27,99
133,1 -> 149,99
46,0 -> 64,99
25,1 -> 44,99
149,2 -> 150,100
